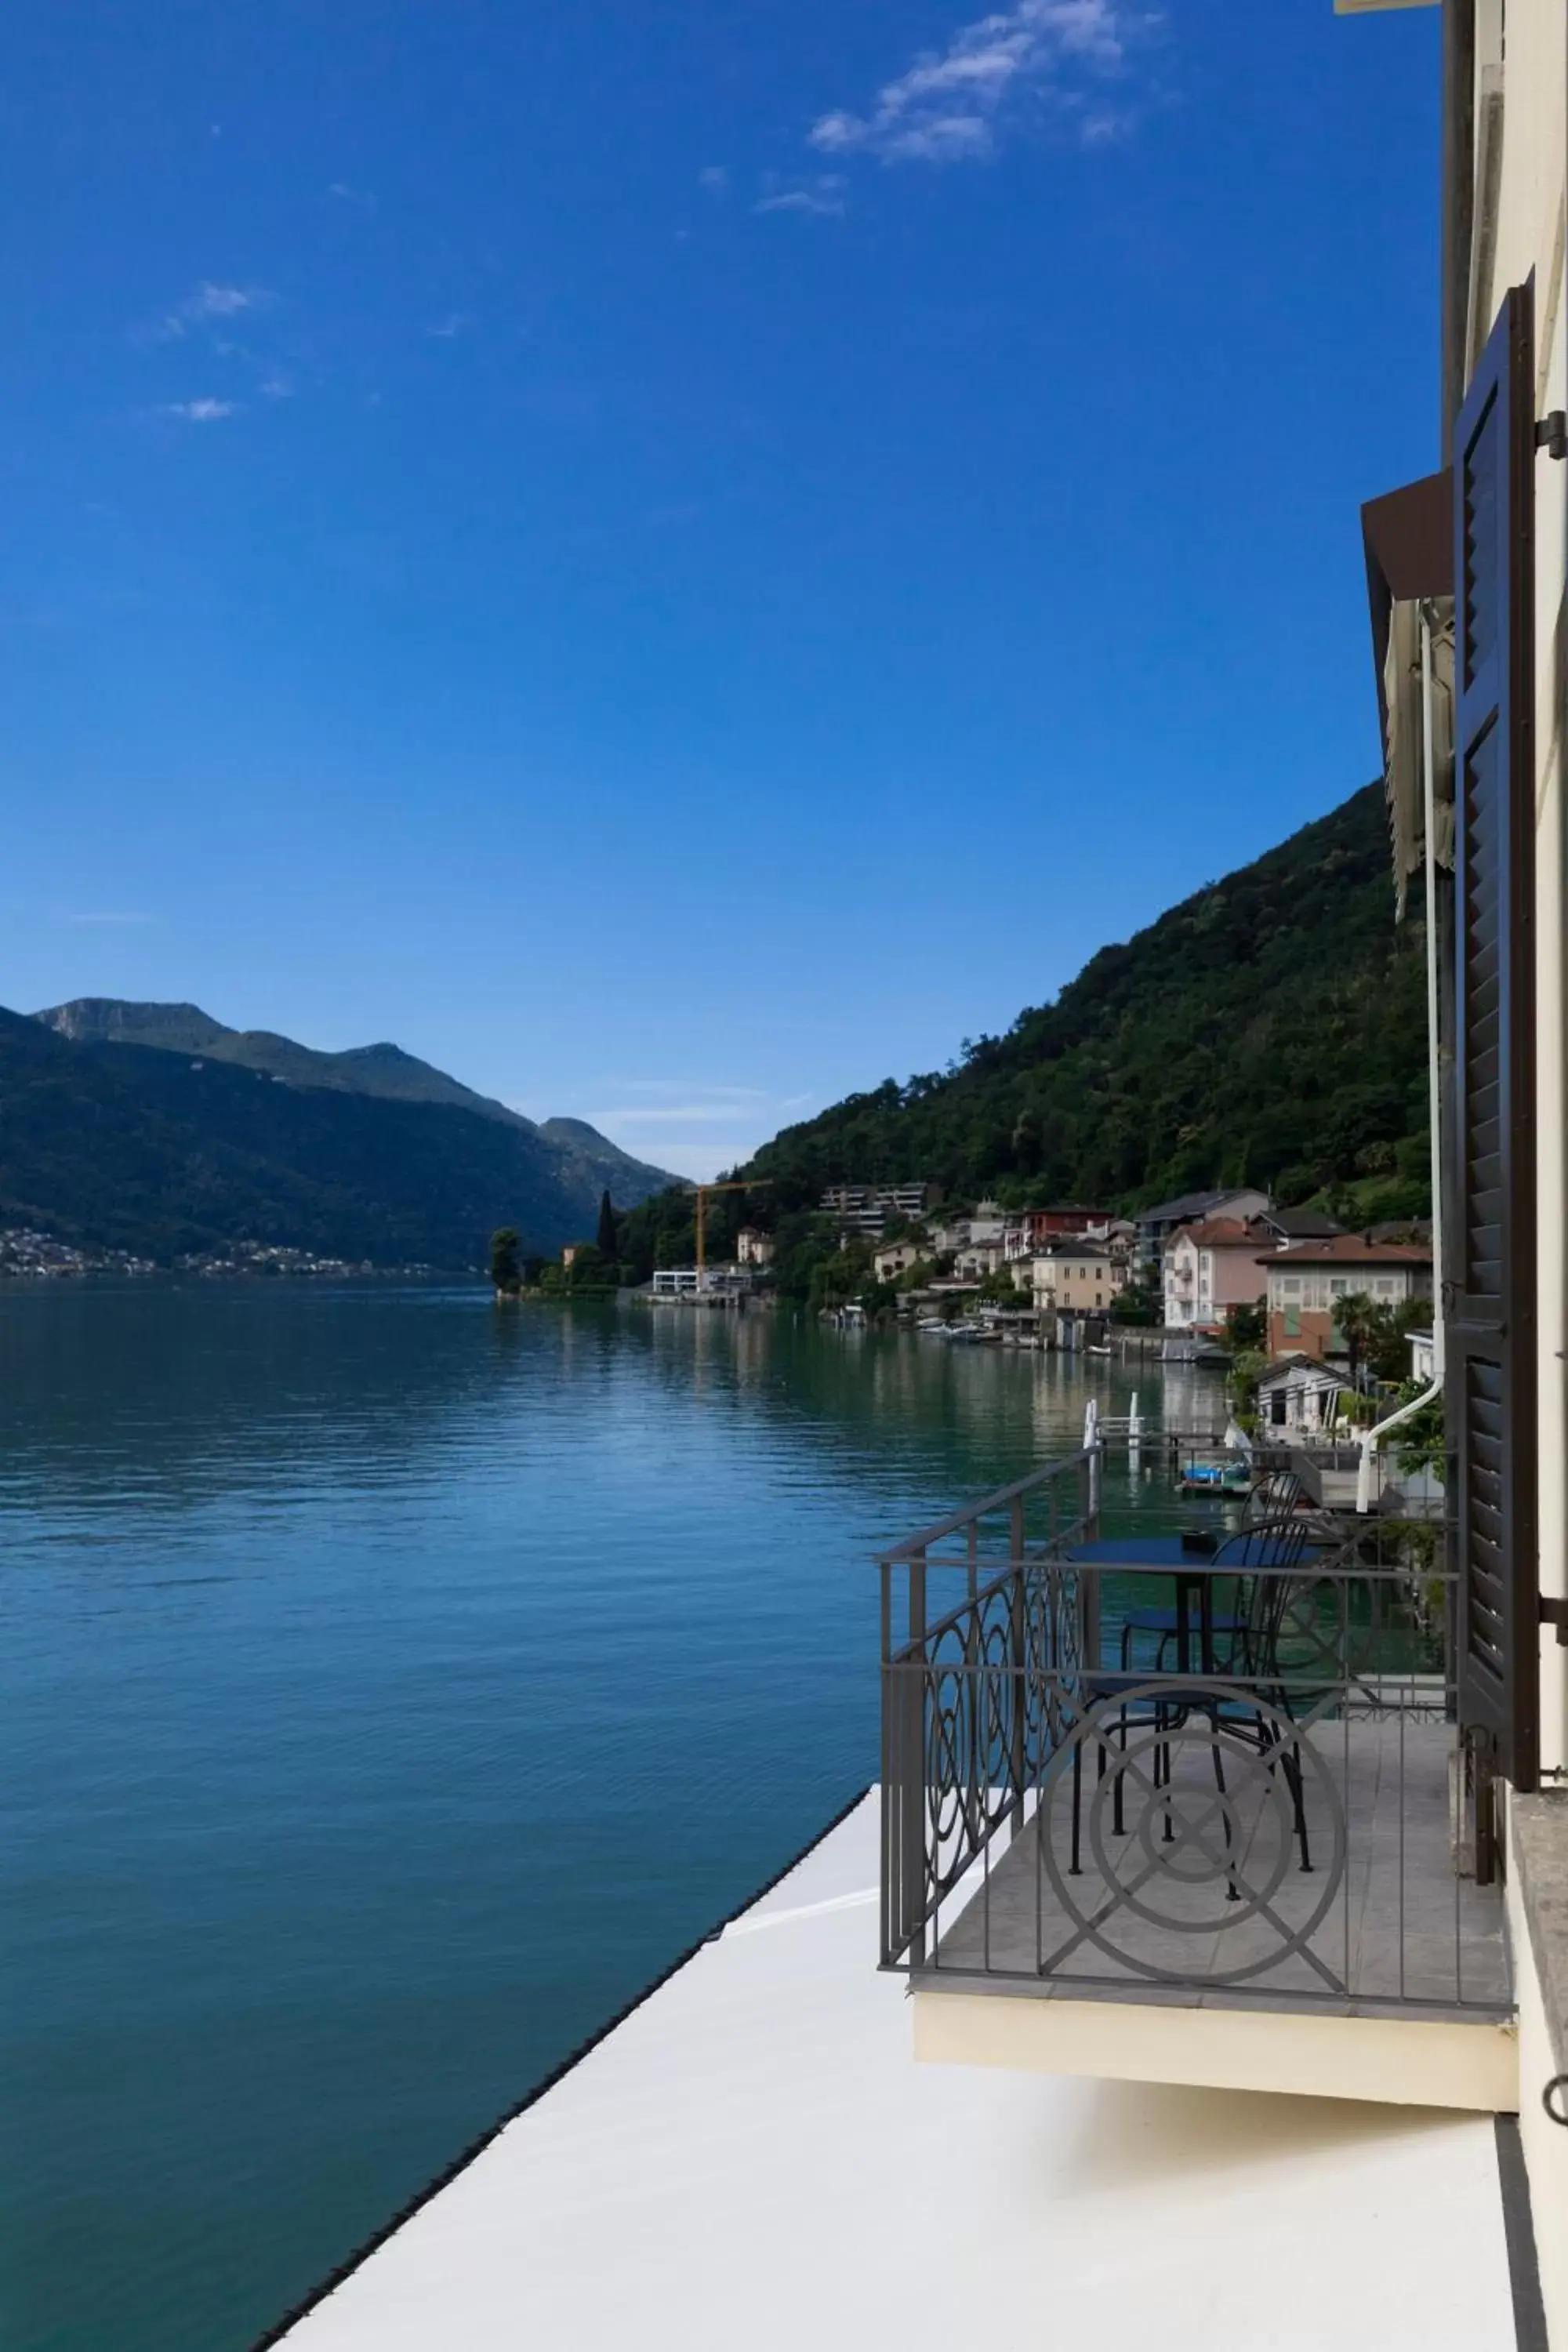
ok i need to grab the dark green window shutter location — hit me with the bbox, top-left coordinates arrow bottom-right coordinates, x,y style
1450,281 -> 1538,1792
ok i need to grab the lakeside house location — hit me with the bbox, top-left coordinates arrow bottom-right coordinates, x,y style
871,1236 -> 926,1283
1254,1352 -> 1345,1436
1016,1204 -> 1120,1245
1132,1184 -> 1272,1273
1261,1234 -> 1433,1360
735,1227 -> 774,1267
1162,1214 -> 1274,1333
1163,1210 -> 1355,1337
1027,1240 -> 1125,1316
951,1236 -> 1009,1282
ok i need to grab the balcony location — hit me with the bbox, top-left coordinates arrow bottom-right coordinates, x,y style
879,1446 -> 1515,2111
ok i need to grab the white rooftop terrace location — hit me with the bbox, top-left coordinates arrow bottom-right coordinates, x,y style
271,1791 -> 1523,2351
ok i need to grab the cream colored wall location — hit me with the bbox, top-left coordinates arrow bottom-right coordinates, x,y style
1483,1 -> 1568,1774
1508,1830 -> 1568,2350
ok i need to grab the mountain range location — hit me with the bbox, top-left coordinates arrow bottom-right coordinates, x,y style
0,1001 -> 680,1266
4,782 -> 1425,1279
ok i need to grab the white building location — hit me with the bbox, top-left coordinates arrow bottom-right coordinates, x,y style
818,1184 -> 928,1240
1254,1353 -> 1344,1437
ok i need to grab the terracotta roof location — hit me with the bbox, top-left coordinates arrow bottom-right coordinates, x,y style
1174,1217 -> 1264,1249
1259,1236 -> 1432,1268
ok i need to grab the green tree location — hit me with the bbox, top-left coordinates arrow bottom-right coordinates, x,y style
1112,1269 -> 1161,1327
1392,1379 -> 1445,1478
489,1227 -> 522,1294
596,1189 -> 618,1260
1336,1290 -> 1378,1382
1337,1291 -> 1430,1385
1227,1347 -> 1268,1417
1225,1296 -> 1268,1352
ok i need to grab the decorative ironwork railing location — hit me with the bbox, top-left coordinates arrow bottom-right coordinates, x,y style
879,1477 -> 1508,2019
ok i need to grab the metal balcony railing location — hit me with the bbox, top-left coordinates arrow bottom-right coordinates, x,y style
879,1453 -> 1507,2021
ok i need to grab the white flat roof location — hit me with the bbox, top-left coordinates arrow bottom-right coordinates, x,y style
274,1792 -> 1519,2350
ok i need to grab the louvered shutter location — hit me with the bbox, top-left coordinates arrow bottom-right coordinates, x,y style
1450,281 -> 1538,1792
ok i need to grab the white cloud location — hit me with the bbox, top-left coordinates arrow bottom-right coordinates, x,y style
259,372 -> 294,400
809,0 -> 1145,165
161,398 -> 240,422
327,180 -> 376,209
157,282 -> 271,339
61,909 -> 155,926
699,165 -> 729,194
756,174 -> 847,218
426,312 -> 470,339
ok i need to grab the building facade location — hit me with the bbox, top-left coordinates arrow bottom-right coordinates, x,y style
1163,1216 -> 1276,1333
1029,1243 -> 1124,1315
872,1236 -> 926,1283
819,1184 -> 928,1240
1261,1236 -> 1432,1361
1133,1185 -> 1272,1272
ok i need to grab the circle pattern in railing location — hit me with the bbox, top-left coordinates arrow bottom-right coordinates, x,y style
1036,1682 -> 1346,1986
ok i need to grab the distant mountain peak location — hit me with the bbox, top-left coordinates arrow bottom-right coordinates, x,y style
24,997 -> 682,1238
37,999 -> 229,1050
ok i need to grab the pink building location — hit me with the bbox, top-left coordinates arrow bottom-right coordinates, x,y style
1163,1217 -> 1274,1334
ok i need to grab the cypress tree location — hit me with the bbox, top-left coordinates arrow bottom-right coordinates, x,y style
489,1227 -> 522,1294
596,1189 -> 618,1260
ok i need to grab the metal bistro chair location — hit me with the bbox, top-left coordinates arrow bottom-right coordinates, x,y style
1069,1515 -> 1316,1880
1115,1469 -> 1307,1671
1243,1467 -> 1306,1525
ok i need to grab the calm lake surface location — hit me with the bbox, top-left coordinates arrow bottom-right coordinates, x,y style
0,1284 -> 1221,2352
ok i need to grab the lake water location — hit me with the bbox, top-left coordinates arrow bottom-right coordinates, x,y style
0,1284 -> 1221,2352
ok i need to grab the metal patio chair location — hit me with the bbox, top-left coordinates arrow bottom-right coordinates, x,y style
1068,1515 -> 1317,1880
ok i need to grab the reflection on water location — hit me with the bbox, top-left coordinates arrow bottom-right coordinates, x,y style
0,1285 -> 1220,2352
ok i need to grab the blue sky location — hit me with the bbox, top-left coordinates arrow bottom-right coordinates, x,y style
1,1 -> 1439,1179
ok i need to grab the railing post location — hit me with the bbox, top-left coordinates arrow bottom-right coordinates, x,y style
880,1558 -> 895,1964
1009,1497 -> 1027,1829
904,1546 -> 927,1965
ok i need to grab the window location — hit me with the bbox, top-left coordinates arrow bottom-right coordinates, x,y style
1279,1276 -> 1301,1295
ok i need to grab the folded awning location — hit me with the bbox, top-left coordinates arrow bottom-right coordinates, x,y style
1361,468 -> 1455,917
1362,466 -> 1454,685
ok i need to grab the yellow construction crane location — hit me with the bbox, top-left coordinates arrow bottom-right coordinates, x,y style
693,1179 -> 771,1281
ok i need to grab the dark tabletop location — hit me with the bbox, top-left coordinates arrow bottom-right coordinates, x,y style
1065,1534 -> 1308,1570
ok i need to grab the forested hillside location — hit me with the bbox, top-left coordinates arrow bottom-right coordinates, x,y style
619,782 -> 1427,1287
748,781 -> 1425,1217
